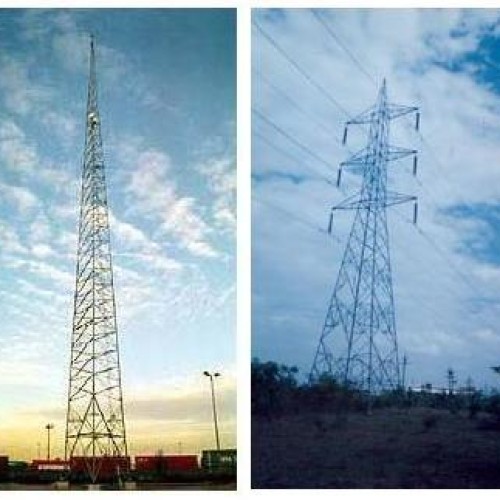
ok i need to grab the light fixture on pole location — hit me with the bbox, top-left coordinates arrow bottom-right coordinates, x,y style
203,371 -> 221,450
45,423 -> 54,461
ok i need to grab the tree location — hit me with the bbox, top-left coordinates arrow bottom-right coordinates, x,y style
251,358 -> 299,417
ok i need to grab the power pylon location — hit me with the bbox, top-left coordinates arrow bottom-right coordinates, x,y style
65,36 -> 128,482
310,80 -> 419,394
447,368 -> 457,395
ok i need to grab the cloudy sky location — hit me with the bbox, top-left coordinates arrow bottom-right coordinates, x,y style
252,8 -> 500,392
0,8 -> 236,460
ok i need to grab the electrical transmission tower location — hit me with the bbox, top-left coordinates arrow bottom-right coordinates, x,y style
447,368 -> 457,395
65,36 -> 128,482
310,80 -> 420,394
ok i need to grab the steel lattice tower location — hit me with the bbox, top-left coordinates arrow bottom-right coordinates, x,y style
310,80 -> 419,394
65,36 -> 128,480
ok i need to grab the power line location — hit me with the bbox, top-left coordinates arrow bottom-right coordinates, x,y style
310,9 -> 378,87
253,129 -> 334,186
255,8 -> 471,213
415,225 -> 486,299
392,208 -> 496,304
253,19 -> 351,119
253,65 -> 343,141
388,208 -> 500,356
253,107 -> 336,174
253,192 -> 341,243
255,12 -> 487,299
254,15 -> 471,271
307,9 -> 472,208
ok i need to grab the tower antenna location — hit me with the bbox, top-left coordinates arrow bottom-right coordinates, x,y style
65,35 -> 128,483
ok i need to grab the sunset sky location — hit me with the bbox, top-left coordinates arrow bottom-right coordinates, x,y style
0,8 -> 236,460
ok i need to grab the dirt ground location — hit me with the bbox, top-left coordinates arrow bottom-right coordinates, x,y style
252,407 -> 500,488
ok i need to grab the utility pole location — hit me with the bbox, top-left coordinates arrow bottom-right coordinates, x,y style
402,354 -> 408,391
45,423 -> 54,461
203,371 -> 221,450
310,79 -> 419,397
65,35 -> 127,483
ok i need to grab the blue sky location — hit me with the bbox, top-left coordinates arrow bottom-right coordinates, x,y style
252,9 -> 500,392
0,8 -> 235,460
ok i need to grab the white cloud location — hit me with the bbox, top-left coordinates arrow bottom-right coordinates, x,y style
109,211 -> 183,273
0,221 -> 28,254
198,155 -> 236,232
0,120 -> 24,141
471,328 -> 500,344
126,147 -> 218,258
0,181 -> 39,213
41,111 -> 78,140
0,55 -> 52,116
29,211 -> 52,243
30,243 -> 55,259
3,256 -> 73,290
0,120 -> 38,174
110,211 -> 159,250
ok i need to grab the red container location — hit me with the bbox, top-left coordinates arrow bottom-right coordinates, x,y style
135,455 -> 160,472
135,455 -> 199,473
70,456 -> 130,480
0,457 -> 7,481
162,455 -> 199,471
0,456 -> 8,476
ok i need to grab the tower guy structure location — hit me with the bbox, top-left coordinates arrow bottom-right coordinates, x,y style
310,80 -> 419,394
65,36 -> 128,481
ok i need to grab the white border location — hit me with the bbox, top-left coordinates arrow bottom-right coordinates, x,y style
237,3 -> 251,494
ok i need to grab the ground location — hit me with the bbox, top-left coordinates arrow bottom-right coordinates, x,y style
252,407 -> 500,488
0,480 -> 236,491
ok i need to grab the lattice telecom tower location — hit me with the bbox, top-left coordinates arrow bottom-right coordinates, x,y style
65,36 -> 128,480
310,80 -> 419,394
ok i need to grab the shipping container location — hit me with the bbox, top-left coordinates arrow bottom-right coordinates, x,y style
70,455 -> 130,481
134,455 -> 160,473
8,460 -> 28,469
31,459 -> 69,471
163,455 -> 199,471
7,460 -> 28,482
201,449 -> 237,473
135,455 -> 199,473
0,456 -> 8,481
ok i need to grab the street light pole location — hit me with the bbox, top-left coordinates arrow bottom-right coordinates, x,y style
203,371 -> 221,451
45,423 -> 54,461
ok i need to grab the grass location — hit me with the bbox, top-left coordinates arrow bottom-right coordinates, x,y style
252,407 -> 500,488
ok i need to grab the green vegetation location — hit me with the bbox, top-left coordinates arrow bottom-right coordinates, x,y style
251,358 -> 500,419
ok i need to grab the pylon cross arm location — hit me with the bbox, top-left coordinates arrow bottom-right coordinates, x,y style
346,103 -> 418,127
341,146 -> 416,168
386,103 -> 418,121
331,191 -> 415,211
